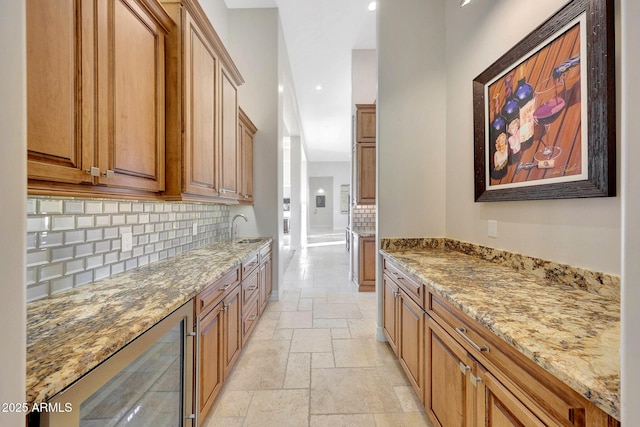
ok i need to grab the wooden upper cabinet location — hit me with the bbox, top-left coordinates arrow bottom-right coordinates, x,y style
356,142 -> 376,204
27,0 -> 172,196
238,108 -> 257,204
96,0 -> 170,193
356,104 -> 376,143
27,0 -> 95,186
219,70 -> 239,199
162,0 -> 244,203
354,104 -> 376,205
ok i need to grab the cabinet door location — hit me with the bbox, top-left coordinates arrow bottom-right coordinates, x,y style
357,142 -> 376,204
359,236 -> 376,288
183,8 -> 219,198
476,365 -> 546,427
258,256 -> 272,315
198,303 -> 224,420
356,105 -> 376,143
382,274 -> 399,355
27,0 -> 95,185
426,317 -> 475,427
223,284 -> 242,377
240,123 -> 255,202
96,0 -> 167,192
219,69 -> 239,199
398,289 -> 424,401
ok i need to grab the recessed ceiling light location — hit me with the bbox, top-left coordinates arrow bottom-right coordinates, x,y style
368,1 -> 376,11
315,85 -> 323,92
460,0 -> 472,7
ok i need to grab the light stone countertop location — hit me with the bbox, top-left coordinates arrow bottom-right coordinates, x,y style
380,247 -> 620,421
26,238 -> 272,408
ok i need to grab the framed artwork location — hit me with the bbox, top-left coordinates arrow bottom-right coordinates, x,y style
316,195 -> 325,208
473,0 -> 615,202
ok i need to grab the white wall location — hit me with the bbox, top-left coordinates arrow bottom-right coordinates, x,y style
352,49 -> 377,105
227,8 -> 282,297
444,0 -> 620,274
621,0 -> 640,423
199,0 -> 229,44
308,161 -> 350,231
377,0 -> 447,240
289,136 -> 303,249
0,1 -> 26,425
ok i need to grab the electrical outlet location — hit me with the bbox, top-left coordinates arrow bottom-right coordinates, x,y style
488,220 -> 498,238
192,223 -> 198,236
121,232 -> 133,252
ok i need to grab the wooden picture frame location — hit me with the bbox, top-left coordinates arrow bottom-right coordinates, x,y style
473,0 -> 615,202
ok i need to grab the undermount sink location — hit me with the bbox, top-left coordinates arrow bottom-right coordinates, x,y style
236,238 -> 262,244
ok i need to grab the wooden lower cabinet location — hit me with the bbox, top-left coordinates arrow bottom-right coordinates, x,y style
351,233 -> 375,292
382,274 -> 399,355
398,289 -> 424,400
196,244 -> 272,425
197,301 -> 224,422
426,317 -> 475,427
381,255 -> 620,427
477,366 -> 546,427
222,284 -> 242,378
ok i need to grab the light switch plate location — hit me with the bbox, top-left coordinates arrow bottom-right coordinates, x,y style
192,223 -> 198,236
488,220 -> 498,238
121,232 -> 133,252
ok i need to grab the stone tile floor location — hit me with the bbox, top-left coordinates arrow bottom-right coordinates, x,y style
203,244 -> 432,427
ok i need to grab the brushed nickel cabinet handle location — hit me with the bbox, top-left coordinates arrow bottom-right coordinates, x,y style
459,362 -> 470,375
249,314 -> 257,321
455,326 -> 490,352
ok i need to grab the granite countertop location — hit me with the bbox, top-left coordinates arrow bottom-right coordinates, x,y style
380,247 -> 620,421
26,238 -> 272,408
351,227 -> 376,237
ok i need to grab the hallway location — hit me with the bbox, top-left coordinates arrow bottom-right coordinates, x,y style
203,244 -> 432,426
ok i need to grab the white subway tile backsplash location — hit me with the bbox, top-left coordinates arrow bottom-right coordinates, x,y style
27,283 -> 48,302
75,243 -> 94,257
94,240 -> 110,254
27,196 -> 231,300
65,230 -> 85,244
103,201 -> 118,213
40,263 -> 63,281
65,259 -> 84,275
52,216 -> 75,231
27,199 -> 37,215
86,228 -> 103,242
39,231 -> 64,248
27,217 -> 49,232
85,201 -> 103,214
76,216 -> 94,228
64,200 -> 84,214
27,233 -> 37,250
39,199 -> 64,214
74,271 -> 93,287
94,266 -> 110,281
27,250 -> 48,267
51,276 -> 73,294
51,246 -> 74,263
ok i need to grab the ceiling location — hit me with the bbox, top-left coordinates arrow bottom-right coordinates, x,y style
224,0 -> 377,162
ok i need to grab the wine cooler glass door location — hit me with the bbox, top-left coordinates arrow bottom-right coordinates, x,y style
42,302 -> 195,427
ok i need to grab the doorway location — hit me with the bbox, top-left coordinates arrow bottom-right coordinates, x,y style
308,176 -> 333,235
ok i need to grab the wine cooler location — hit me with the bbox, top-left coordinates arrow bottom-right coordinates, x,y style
38,302 -> 195,427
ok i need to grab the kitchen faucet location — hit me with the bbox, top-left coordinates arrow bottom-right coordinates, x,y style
231,214 -> 248,240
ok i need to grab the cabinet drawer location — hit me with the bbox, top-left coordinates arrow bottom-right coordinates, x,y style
241,252 -> 259,278
196,266 -> 241,316
429,294 -> 586,426
242,296 -> 260,346
241,269 -> 259,314
383,258 -> 424,309
259,243 -> 272,262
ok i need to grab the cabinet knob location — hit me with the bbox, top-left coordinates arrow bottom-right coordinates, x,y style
470,373 -> 483,387
102,169 -> 115,179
